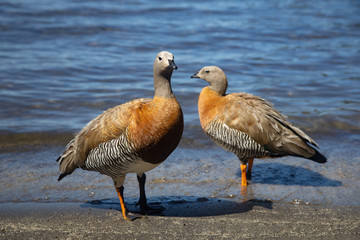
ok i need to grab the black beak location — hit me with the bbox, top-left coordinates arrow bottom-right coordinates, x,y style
168,59 -> 178,70
191,72 -> 200,78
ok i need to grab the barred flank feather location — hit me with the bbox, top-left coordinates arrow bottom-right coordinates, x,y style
83,135 -> 140,179
206,119 -> 271,162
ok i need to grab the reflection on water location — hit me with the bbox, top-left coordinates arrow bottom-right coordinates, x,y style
247,163 -> 342,187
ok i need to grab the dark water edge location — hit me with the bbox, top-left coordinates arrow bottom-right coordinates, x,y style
1,113 -> 359,153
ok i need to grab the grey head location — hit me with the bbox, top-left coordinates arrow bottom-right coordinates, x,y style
153,51 -> 178,98
191,66 -> 228,96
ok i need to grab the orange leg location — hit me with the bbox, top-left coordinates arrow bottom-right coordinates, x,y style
115,186 -> 138,221
247,158 -> 254,179
241,164 -> 248,186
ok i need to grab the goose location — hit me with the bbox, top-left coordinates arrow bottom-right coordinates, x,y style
192,66 -> 326,186
57,51 -> 183,220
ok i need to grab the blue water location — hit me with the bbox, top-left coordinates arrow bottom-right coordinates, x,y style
0,0 -> 360,207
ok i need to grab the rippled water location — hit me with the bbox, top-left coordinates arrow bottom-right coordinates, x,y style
1,0 -> 360,207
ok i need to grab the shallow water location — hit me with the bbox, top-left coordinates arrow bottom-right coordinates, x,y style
0,0 -> 360,207
0,135 -> 359,207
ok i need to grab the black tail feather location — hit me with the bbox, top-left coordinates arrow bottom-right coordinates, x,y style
58,172 -> 70,181
309,149 -> 327,163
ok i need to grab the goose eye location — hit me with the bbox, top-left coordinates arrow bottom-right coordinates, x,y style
205,70 -> 210,73
158,57 -> 162,61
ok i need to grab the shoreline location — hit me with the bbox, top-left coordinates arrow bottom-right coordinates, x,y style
1,200 -> 359,239
1,128 -> 360,239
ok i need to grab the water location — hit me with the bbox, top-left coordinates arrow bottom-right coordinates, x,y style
1,0 -> 360,208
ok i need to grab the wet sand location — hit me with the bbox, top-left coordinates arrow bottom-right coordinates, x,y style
1,200 -> 359,239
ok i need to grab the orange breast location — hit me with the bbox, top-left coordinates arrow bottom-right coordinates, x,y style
127,96 -> 184,164
198,87 -> 226,129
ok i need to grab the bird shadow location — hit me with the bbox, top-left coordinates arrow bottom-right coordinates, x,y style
240,162 -> 342,187
81,196 -> 273,218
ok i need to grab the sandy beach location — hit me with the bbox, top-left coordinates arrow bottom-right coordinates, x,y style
1,200 -> 359,239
